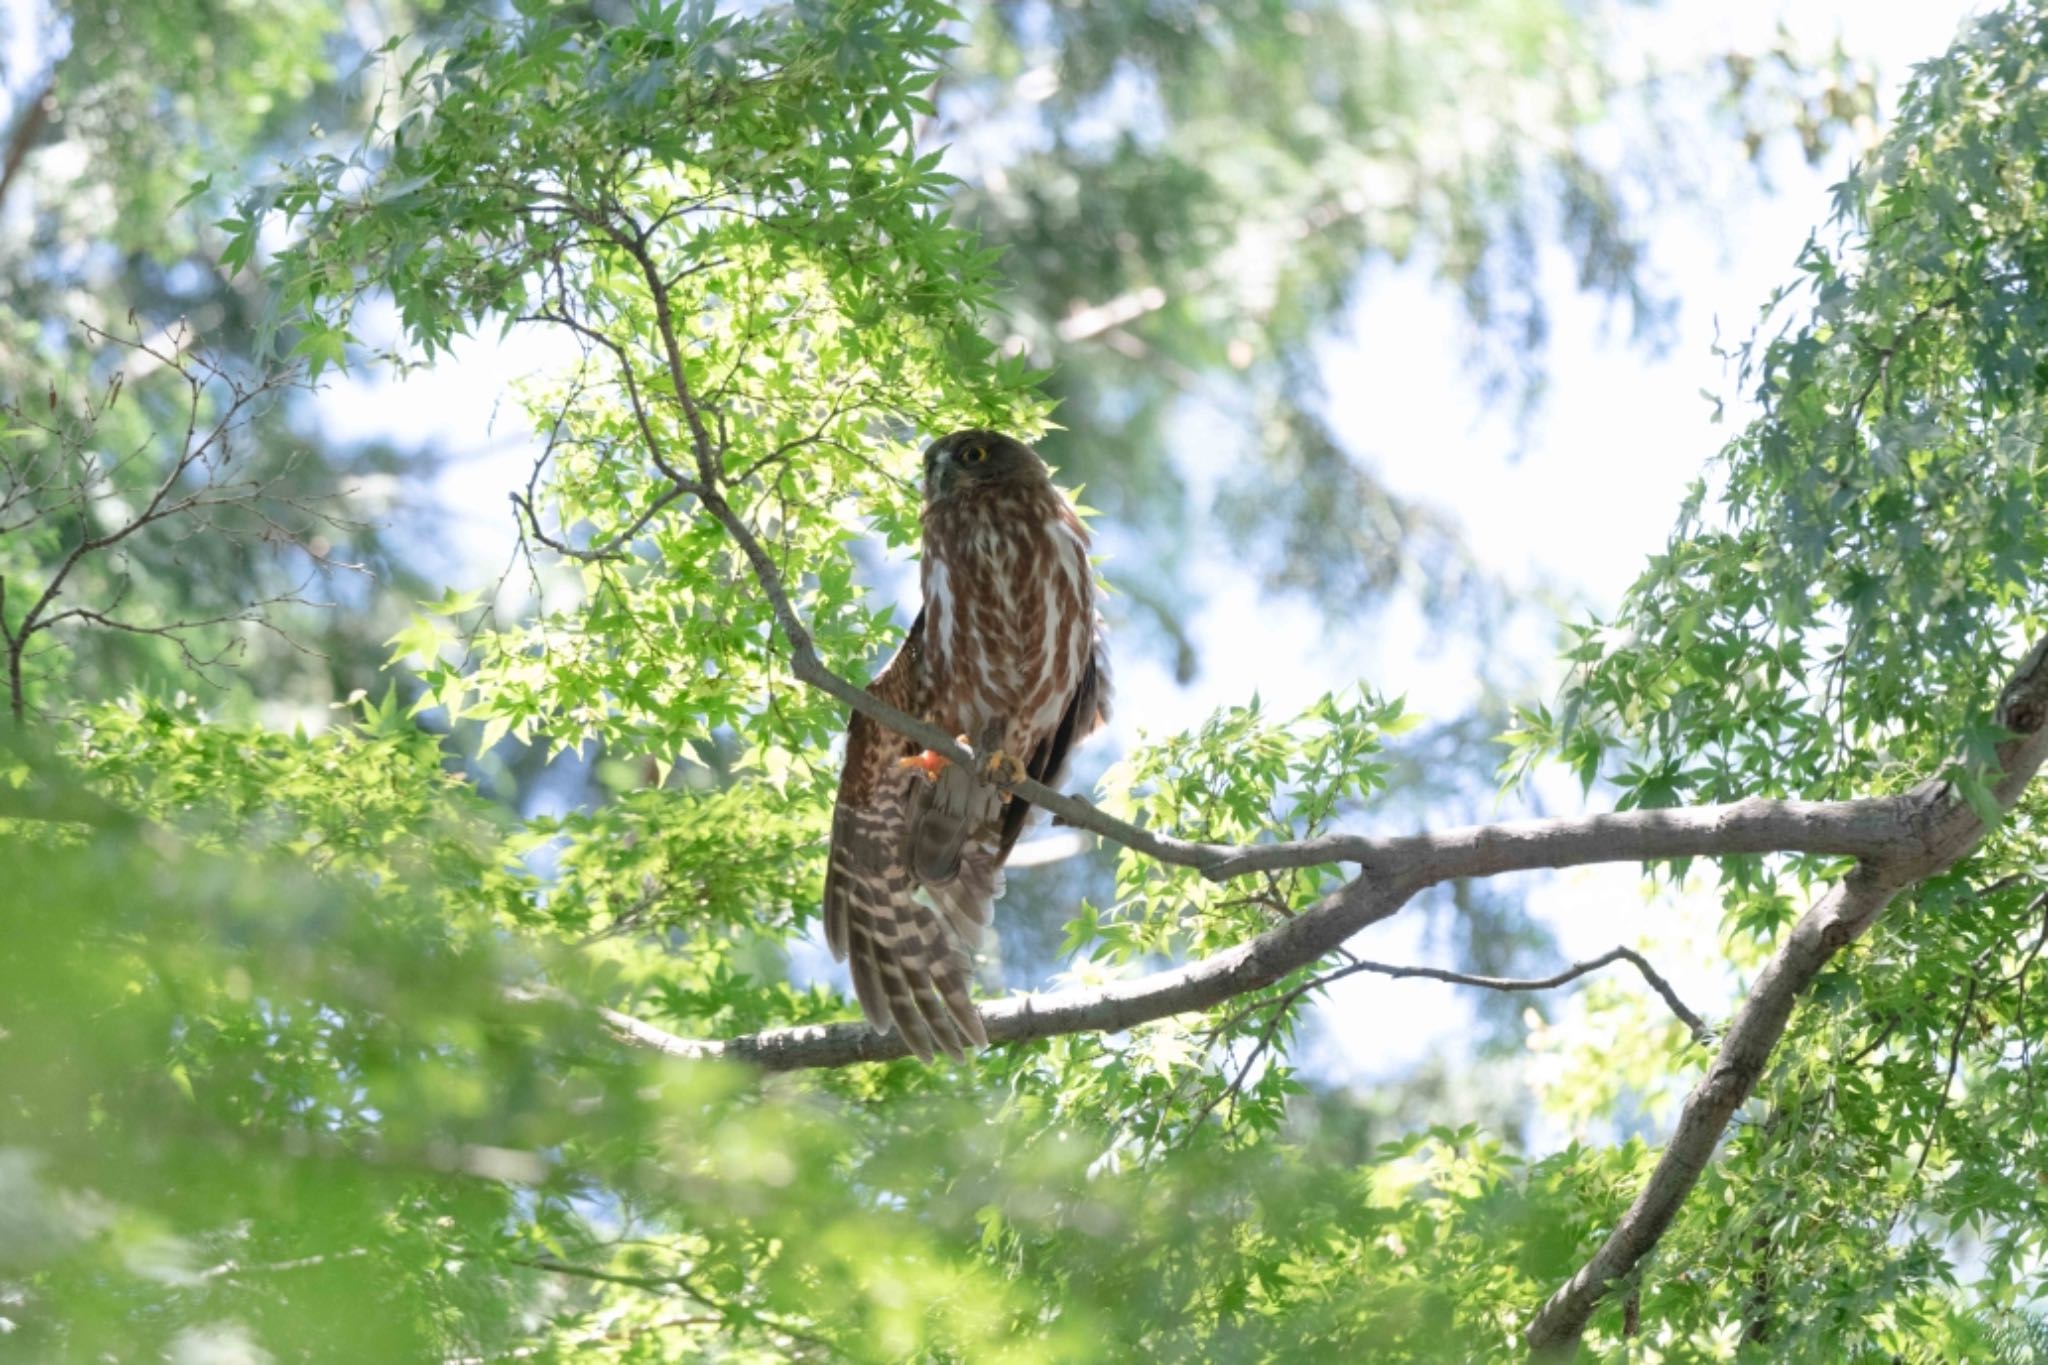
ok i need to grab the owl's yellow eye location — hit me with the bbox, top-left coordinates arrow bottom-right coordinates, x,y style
960,444 -> 989,466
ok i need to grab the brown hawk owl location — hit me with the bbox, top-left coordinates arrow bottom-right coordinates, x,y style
823,429 -> 1110,1060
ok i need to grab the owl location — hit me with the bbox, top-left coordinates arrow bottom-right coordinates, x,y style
823,430 -> 1110,1060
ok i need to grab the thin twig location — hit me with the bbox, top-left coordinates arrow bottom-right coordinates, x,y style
1901,974 -> 1978,1202
1311,946 -> 1710,1040
509,1256 -> 835,1354
1186,944 -> 1708,1137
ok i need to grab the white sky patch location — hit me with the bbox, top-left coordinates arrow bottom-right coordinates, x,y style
310,298 -> 584,578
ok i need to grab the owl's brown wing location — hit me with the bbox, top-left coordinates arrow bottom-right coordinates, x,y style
996,622 -> 1113,863
823,610 -> 989,1061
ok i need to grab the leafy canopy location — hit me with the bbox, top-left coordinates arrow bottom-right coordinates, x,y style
13,2 -> 2048,1362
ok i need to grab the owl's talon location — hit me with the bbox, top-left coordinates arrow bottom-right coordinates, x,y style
980,749 -> 1027,787
898,750 -> 948,782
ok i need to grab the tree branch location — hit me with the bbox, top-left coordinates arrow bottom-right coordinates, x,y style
1184,944 -> 1705,1139
599,786 -> 1943,1071
1311,946 -> 1709,1041
508,1255 -> 833,1354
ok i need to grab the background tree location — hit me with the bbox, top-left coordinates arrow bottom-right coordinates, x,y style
0,0 -> 476,711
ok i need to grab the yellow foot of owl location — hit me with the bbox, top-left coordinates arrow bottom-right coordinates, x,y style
979,749 -> 1027,786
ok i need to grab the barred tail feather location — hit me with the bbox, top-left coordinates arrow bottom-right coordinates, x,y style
925,841 -> 999,1050
906,759 -> 1003,888
825,808 -> 988,1061
927,839 -> 1002,946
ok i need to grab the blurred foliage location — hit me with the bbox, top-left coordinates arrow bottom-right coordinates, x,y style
945,0 -> 1877,653
13,0 -> 2048,1362
0,0 -> 470,714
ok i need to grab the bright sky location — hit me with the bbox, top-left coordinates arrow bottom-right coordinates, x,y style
306,1 -> 1987,1105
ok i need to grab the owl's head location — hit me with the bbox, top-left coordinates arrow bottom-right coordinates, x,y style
922,429 -> 1045,501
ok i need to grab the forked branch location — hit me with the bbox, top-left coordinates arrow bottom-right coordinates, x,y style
1525,635 -> 2048,1355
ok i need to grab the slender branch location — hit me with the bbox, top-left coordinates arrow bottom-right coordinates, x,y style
1,573 -> 17,723
199,1247 -> 371,1281
443,1317 -> 727,1365
1899,974 -> 1978,1203
1312,946 -> 1708,1041
598,222 -> 719,475
507,363 -> 699,564
1186,944 -> 1707,1141
1526,635 -> 2048,1355
513,307 -> 686,487
510,1255 -> 694,1294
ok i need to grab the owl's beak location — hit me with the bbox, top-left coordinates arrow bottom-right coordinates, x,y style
930,449 -> 957,497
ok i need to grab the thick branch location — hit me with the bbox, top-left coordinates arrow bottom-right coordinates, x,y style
601,784 -> 1936,1072
1525,635 -> 2048,1356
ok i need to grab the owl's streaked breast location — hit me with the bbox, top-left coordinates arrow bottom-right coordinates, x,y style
921,486 -> 1093,743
